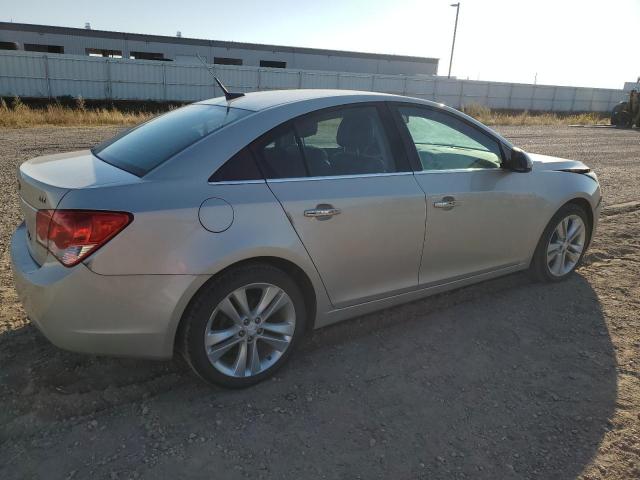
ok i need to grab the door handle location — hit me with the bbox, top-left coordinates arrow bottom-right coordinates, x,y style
433,196 -> 457,210
304,204 -> 341,220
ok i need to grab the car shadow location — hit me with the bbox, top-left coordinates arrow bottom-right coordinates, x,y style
0,271 -> 616,480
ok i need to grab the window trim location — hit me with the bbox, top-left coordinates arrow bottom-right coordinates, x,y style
387,102 -> 507,173
248,101 -> 412,182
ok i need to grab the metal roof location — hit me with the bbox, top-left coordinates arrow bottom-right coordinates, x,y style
0,22 -> 439,64
198,89 -> 410,111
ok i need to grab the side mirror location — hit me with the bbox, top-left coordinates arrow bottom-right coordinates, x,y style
503,147 -> 532,173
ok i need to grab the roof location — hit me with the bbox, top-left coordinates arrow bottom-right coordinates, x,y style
0,22 -> 439,65
198,89 -> 412,111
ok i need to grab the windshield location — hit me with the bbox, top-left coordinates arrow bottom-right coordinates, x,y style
92,104 -> 251,176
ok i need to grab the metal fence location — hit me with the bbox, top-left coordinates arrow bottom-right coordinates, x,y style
0,50 -> 625,112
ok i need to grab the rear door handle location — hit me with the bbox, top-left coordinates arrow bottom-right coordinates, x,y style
304,204 -> 341,220
433,196 -> 457,210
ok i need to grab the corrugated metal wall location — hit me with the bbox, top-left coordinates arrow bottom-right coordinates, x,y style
0,51 -> 625,112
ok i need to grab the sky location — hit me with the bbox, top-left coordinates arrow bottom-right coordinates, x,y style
2,0 -> 638,89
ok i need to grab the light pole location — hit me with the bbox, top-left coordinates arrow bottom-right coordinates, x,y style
447,2 -> 460,79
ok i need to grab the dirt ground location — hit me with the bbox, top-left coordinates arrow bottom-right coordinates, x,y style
0,125 -> 638,480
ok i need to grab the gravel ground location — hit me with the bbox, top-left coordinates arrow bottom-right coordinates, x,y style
0,125 -> 638,480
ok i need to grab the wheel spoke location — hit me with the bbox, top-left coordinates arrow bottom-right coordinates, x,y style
260,292 -> 288,322
218,297 -> 243,325
547,241 -> 563,259
255,285 -> 280,316
567,243 -> 583,254
550,253 -> 562,275
259,333 -> 290,352
261,321 -> 295,336
231,288 -> 251,317
567,221 -> 583,242
566,249 -> 580,262
205,327 -> 237,347
232,341 -> 248,376
560,218 -> 569,239
248,341 -> 261,375
208,336 -> 243,362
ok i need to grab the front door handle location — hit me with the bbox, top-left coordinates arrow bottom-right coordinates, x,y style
433,196 -> 457,210
304,204 -> 341,220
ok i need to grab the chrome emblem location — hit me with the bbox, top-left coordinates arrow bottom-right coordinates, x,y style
38,195 -> 46,204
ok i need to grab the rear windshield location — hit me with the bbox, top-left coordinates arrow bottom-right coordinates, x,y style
92,104 -> 251,176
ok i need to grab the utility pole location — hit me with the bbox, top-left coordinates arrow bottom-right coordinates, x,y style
448,3 -> 460,79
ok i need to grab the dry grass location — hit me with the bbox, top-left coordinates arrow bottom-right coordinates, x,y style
0,97 -> 155,128
462,103 -> 610,126
0,97 -> 611,128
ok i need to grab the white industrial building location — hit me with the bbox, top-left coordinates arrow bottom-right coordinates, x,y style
0,22 -> 439,76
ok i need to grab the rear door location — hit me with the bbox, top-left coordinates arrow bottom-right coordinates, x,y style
254,104 -> 426,308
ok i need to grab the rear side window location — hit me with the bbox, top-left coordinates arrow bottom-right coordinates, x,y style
93,105 -> 250,176
254,126 -> 308,179
209,148 -> 263,182
295,106 -> 398,177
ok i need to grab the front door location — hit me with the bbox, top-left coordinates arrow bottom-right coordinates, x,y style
253,104 -> 426,307
391,104 -> 544,285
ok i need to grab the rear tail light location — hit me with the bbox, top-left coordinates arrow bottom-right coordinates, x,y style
36,210 -> 133,267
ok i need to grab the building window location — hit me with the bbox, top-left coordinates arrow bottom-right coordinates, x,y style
0,41 -> 18,50
214,57 -> 242,66
24,44 -> 64,54
86,48 -> 122,58
260,60 -> 286,69
130,51 -> 170,61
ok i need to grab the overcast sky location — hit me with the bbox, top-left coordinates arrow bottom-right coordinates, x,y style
2,0 -> 638,89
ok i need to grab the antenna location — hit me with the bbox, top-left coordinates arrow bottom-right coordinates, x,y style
196,54 -> 244,101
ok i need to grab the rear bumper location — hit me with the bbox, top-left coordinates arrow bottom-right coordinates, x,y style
10,222 -> 199,359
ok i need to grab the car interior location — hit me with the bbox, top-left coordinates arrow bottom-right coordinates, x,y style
260,107 -> 396,178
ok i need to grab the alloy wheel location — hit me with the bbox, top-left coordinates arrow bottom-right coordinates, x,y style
546,214 -> 586,277
204,283 -> 296,378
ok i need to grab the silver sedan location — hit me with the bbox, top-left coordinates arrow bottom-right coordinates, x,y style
11,90 -> 602,387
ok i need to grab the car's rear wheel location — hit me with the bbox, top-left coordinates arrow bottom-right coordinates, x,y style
529,203 -> 591,282
180,263 -> 306,388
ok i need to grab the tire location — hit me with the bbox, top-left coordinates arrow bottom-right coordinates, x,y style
179,263 -> 307,388
529,203 -> 591,282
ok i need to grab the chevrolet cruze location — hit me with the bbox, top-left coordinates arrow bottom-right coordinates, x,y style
11,90 -> 602,387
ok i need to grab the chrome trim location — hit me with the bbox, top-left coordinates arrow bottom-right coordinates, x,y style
267,171 -> 414,183
208,179 -> 266,186
433,199 -> 456,209
304,207 -> 341,218
414,167 -> 504,175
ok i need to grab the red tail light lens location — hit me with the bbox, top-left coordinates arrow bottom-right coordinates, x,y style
36,210 -> 133,267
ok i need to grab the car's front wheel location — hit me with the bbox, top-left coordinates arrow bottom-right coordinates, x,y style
179,263 -> 306,388
530,203 -> 591,282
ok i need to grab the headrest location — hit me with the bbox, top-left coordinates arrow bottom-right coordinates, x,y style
336,112 -> 375,150
296,118 -> 319,138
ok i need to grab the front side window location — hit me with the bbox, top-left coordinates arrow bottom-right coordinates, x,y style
397,106 -> 503,171
93,105 -> 251,176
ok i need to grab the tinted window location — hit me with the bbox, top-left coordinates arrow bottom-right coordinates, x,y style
255,126 -> 307,179
93,105 -> 250,176
397,106 -> 503,171
294,106 -> 398,177
210,148 -> 263,182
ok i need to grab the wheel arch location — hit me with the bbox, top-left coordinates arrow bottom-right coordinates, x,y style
565,197 -> 594,247
173,255 -> 318,355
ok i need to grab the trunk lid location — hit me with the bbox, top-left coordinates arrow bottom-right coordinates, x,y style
18,150 -> 139,265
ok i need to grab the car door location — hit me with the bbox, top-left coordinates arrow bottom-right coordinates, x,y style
253,103 -> 426,308
391,104 -> 545,286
